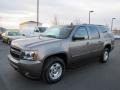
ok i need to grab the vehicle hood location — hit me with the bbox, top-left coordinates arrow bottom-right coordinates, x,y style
11,37 -> 62,50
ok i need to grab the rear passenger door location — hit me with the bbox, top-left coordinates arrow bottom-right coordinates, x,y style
87,26 -> 103,57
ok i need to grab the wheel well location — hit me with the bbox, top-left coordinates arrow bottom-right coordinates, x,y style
43,53 -> 68,66
105,44 -> 111,51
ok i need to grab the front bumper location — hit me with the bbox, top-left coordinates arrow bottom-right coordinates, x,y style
8,54 -> 43,76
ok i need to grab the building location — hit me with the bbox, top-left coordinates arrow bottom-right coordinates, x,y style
19,21 -> 42,30
112,30 -> 120,35
0,27 -> 7,32
19,21 -> 42,37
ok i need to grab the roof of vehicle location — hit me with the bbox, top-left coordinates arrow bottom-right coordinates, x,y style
60,24 -> 106,27
50,24 -> 107,30
82,24 -> 105,27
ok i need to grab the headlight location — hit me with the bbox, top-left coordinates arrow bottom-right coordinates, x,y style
22,50 -> 38,61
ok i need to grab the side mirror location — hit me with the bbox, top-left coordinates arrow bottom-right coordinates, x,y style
22,34 -> 25,36
34,30 -> 39,32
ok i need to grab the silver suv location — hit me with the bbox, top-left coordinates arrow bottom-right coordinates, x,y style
8,24 -> 114,83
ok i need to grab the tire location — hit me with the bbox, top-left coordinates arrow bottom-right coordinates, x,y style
7,39 -> 11,45
41,57 -> 65,83
2,39 -> 4,43
99,48 -> 109,63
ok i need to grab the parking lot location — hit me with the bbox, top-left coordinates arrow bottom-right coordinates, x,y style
0,40 -> 120,90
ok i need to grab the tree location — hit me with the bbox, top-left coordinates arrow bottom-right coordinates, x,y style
74,17 -> 81,25
53,15 -> 58,25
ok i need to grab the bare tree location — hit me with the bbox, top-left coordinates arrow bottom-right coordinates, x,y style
74,17 -> 81,25
53,15 -> 58,26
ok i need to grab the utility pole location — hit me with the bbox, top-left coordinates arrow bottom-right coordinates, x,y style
89,10 -> 94,24
111,18 -> 116,31
54,15 -> 58,25
37,0 -> 39,26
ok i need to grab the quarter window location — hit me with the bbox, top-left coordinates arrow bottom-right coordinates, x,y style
98,26 -> 108,33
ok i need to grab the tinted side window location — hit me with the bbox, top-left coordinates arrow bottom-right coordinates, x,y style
74,27 -> 88,40
88,26 -> 100,39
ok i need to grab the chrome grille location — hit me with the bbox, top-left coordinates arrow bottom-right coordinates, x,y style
10,46 -> 21,59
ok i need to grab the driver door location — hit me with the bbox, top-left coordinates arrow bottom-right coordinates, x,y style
69,26 -> 91,61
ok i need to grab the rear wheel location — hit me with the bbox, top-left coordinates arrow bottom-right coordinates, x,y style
42,57 -> 65,83
99,48 -> 109,63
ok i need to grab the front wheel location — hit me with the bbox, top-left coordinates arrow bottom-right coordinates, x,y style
42,57 -> 65,83
7,39 -> 11,45
99,48 -> 109,63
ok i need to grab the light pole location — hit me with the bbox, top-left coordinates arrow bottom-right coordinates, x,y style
111,18 -> 116,31
89,10 -> 94,24
37,0 -> 39,26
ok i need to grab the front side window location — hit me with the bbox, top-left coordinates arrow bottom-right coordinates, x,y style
73,27 -> 88,40
88,26 -> 100,39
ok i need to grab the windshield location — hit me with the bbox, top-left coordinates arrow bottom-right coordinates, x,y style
41,26 -> 73,39
8,32 -> 21,36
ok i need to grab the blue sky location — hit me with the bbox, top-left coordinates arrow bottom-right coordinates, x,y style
0,0 -> 120,29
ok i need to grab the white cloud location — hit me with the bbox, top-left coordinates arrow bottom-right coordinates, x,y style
0,0 -> 120,29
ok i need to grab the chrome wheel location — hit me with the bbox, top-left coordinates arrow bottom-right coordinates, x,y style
104,51 -> 109,61
49,63 -> 62,80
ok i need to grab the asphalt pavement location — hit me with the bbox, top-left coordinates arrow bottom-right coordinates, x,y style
0,40 -> 120,90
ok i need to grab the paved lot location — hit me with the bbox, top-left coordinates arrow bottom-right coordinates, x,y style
0,40 -> 120,90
